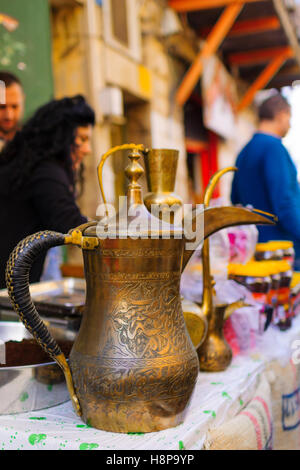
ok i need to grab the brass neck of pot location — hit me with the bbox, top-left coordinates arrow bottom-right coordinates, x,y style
201,238 -> 214,318
206,304 -> 227,333
201,167 -> 237,319
144,149 -> 179,193
125,149 -> 144,206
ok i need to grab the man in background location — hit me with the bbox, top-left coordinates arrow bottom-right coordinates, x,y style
0,71 -> 24,151
231,92 -> 300,270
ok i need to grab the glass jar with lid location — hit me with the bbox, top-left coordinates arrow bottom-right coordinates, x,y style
269,241 -> 295,268
254,242 -> 284,262
264,261 -> 281,311
227,261 -> 272,333
273,260 -> 293,330
290,272 -> 300,317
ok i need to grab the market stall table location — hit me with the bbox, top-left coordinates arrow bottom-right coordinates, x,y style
1,316 -> 300,450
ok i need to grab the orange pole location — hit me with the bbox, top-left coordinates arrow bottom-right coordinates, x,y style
229,16 -> 280,36
229,46 -> 293,66
169,0 -> 260,12
175,3 -> 244,106
237,52 -> 291,111
200,16 -> 280,38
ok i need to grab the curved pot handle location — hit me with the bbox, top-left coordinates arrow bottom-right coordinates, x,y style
6,230 -> 82,416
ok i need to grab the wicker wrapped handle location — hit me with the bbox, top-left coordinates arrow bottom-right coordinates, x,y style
6,230 -> 81,416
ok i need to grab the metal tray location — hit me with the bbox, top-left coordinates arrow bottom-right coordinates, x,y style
0,322 -> 76,415
0,278 -> 86,317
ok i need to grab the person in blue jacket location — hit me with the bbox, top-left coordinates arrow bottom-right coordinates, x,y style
231,92 -> 300,270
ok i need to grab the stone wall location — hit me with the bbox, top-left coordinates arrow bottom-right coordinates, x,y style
50,0 -> 191,265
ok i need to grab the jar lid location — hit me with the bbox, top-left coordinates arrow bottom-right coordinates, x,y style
228,260 -> 292,277
255,241 -> 285,252
263,261 -> 286,275
291,272 -> 300,289
268,240 -> 294,250
275,260 -> 293,273
228,261 -> 274,277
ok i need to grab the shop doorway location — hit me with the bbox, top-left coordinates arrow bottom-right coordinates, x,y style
184,93 -> 219,204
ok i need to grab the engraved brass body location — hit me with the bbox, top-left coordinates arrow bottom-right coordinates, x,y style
143,148 -> 206,347
6,144 -> 276,433
73,236 -> 199,432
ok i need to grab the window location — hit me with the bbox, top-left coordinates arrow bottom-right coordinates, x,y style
111,0 -> 129,47
102,0 -> 141,62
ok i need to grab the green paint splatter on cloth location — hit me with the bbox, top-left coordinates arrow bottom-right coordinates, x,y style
179,441 -> 185,450
127,432 -> 145,435
222,391 -> 232,400
79,443 -> 99,450
76,424 -> 91,429
28,434 -> 47,446
210,382 -> 224,385
20,392 -> 28,402
203,410 -> 216,418
29,417 -> 46,420
47,385 -> 53,391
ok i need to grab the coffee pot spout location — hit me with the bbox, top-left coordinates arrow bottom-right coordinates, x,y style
224,300 -> 252,320
184,167 -> 276,373
182,205 -> 277,271
182,166 -> 277,271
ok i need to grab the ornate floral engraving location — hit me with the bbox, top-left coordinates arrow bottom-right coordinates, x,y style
99,248 -> 182,258
70,351 -> 199,403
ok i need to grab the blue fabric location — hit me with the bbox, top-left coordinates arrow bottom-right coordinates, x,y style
231,132 -> 300,264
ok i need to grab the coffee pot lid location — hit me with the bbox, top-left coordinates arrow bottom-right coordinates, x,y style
84,147 -> 183,239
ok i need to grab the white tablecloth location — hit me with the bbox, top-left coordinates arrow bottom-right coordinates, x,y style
1,317 -> 300,450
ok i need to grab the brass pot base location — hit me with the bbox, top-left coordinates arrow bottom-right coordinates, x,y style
70,349 -> 199,433
197,342 -> 233,373
79,398 -> 191,433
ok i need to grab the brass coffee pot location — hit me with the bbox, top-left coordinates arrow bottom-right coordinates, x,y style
6,144 -> 275,433
197,167 -> 257,372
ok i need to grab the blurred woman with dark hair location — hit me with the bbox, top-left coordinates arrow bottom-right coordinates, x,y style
0,94 -> 95,288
